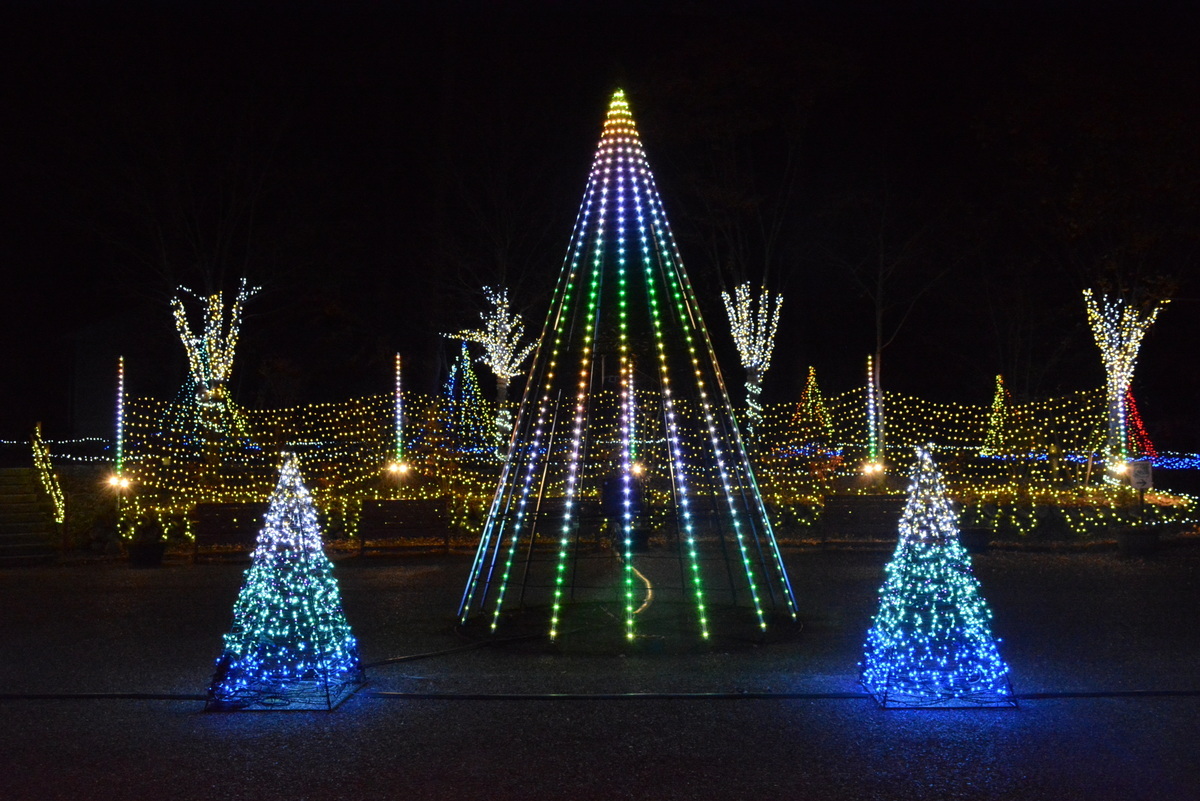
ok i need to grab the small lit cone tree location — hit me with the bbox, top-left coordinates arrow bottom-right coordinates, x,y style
440,342 -> 495,461
786,366 -> 837,459
979,375 -> 1011,457
171,278 -> 259,445
206,453 -> 363,711
860,447 -> 1015,708
1125,388 -> 1156,461
451,287 -> 536,458
722,283 -> 782,443
1083,289 -> 1167,477
459,90 -> 797,644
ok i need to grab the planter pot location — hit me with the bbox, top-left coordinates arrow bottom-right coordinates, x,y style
128,541 -> 167,567
1116,526 -> 1159,558
958,527 -> 991,554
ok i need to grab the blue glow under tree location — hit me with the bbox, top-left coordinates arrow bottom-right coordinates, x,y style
860,446 -> 1015,708
206,453 -> 363,711
459,90 -> 797,645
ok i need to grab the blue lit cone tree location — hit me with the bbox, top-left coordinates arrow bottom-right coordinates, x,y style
458,90 -> 797,646
860,446 -> 1015,708
206,453 -> 363,711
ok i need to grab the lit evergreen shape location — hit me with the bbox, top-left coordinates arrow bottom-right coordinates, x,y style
451,287 -> 536,458
1125,388 -> 1156,460
860,447 -> 1015,708
170,279 -> 259,445
206,453 -> 363,711
785,366 -> 837,458
980,374 -> 1011,457
1083,289 -> 1166,475
459,90 -> 797,644
440,342 -> 494,459
721,283 -> 782,442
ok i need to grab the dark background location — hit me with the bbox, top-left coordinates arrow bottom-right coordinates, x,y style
2,1 -> 1197,448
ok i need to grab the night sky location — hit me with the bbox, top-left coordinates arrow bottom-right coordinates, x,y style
2,1 -> 1198,448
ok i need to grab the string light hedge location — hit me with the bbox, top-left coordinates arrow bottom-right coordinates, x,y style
860,446 -> 1015,709
459,89 -> 798,644
206,453 -> 363,711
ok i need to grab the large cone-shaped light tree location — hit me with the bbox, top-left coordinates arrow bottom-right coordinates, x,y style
459,90 -> 798,644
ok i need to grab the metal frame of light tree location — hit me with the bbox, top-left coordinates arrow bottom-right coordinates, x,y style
451,287 -> 536,458
458,89 -> 798,643
721,283 -> 782,442
170,278 -> 259,443
1083,289 -> 1167,478
860,446 -> 1015,709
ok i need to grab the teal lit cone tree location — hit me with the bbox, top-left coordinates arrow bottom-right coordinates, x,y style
458,90 -> 797,645
206,453 -> 363,711
860,446 -> 1015,708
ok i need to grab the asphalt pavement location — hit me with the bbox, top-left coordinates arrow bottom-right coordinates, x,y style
1,543 -> 1198,800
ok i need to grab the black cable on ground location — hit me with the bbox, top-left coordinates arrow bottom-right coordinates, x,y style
0,693 -> 207,701
1,689 -> 1197,703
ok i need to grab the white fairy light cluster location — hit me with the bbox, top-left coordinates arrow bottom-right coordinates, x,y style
172,278 -> 260,391
452,286 -> 536,383
1083,289 -> 1166,471
721,283 -> 782,436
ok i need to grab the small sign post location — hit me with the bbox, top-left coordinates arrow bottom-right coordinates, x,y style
1130,460 -> 1153,522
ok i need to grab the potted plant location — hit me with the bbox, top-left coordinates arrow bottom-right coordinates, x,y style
127,516 -> 167,567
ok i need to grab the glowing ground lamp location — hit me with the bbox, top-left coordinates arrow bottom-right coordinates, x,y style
206,453 -> 363,711
458,89 -> 797,646
860,446 -> 1015,709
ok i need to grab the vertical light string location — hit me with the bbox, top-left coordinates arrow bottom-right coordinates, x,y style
866,355 -> 881,464
547,130 -> 610,640
393,353 -> 404,464
613,128 -> 638,640
640,158 -> 772,629
616,112 -> 710,636
115,355 -> 125,476
460,159 -> 596,623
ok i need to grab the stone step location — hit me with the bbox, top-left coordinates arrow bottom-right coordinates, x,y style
0,522 -> 55,534
0,532 -> 56,566
0,510 -> 52,527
